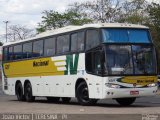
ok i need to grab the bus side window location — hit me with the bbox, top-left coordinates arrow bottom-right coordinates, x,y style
57,35 -> 69,54
86,30 -> 99,50
71,32 -> 84,52
78,32 -> 84,51
8,46 -> 13,61
23,42 -> 32,59
33,40 -> 44,57
93,51 -> 102,74
13,44 -> 22,60
71,33 -> 77,52
86,49 -> 103,75
85,52 -> 93,73
44,37 -> 55,56
3,47 -> 8,61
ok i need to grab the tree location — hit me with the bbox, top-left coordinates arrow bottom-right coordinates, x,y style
37,10 -> 92,33
68,0 -> 122,23
117,0 -> 150,24
148,2 -> 160,73
8,25 -> 35,41
148,2 -> 160,48
148,2 -> 160,32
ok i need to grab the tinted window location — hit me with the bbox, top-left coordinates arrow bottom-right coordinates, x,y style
57,35 -> 69,54
129,30 -> 150,43
102,29 -> 150,43
86,30 -> 99,50
14,44 -> 22,60
44,37 -> 55,56
71,32 -> 84,52
86,49 -> 103,75
3,47 -> 8,61
105,45 -> 133,75
33,40 -> 43,57
23,42 -> 32,59
8,46 -> 13,60
132,45 -> 156,74
105,45 -> 156,75
86,52 -> 92,73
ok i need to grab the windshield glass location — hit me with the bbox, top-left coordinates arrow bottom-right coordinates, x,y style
105,45 -> 156,75
102,29 -> 151,43
132,45 -> 156,74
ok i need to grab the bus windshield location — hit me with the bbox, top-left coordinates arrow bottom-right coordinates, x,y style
102,29 -> 151,43
105,45 -> 156,75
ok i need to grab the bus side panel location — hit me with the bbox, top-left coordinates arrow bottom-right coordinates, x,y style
85,74 -> 103,99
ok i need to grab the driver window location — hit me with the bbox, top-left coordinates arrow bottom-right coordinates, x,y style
86,49 -> 103,75
93,51 -> 102,74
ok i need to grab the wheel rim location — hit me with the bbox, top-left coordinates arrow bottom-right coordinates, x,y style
80,87 -> 89,102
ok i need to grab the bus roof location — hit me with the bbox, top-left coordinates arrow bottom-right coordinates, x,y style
3,23 -> 149,46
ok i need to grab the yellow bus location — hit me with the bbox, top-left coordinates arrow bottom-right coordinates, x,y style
2,23 -> 158,106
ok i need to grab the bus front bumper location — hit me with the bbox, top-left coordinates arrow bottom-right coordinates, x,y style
103,87 -> 158,99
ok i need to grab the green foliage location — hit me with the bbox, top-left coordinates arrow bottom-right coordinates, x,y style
147,2 -> 160,73
148,3 -> 160,27
148,2 -> 160,42
37,10 -> 92,33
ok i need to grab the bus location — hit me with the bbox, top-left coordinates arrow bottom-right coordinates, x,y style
2,23 -> 158,106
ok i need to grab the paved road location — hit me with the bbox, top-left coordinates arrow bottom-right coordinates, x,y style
0,87 -> 160,113
0,82 -> 160,120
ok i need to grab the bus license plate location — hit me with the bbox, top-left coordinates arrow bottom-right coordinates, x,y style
130,91 -> 139,95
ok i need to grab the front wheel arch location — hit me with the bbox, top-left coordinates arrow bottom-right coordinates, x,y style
75,78 -> 87,97
76,81 -> 97,105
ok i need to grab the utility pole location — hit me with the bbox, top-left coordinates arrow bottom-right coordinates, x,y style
3,21 -> 9,43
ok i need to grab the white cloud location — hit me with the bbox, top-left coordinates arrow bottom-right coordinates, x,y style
0,0 -> 92,41
0,0 -> 99,41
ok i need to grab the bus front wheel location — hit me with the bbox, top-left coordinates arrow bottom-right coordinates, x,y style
76,82 -> 98,105
24,82 -> 35,102
15,82 -> 25,101
115,97 -> 136,106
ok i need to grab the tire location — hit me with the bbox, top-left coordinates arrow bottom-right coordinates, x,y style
76,82 -> 98,106
61,97 -> 71,103
47,97 -> 60,103
24,82 -> 35,102
116,97 -> 136,106
15,82 -> 25,101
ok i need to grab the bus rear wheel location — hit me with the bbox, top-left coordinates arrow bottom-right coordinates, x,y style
47,97 -> 60,103
76,82 -> 98,106
24,82 -> 35,102
15,82 -> 25,101
115,97 -> 136,106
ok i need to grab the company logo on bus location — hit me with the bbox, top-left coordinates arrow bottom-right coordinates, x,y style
133,83 -> 137,87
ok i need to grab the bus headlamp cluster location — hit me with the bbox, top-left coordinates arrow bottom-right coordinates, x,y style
105,83 -> 121,88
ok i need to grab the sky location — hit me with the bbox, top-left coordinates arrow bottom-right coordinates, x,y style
0,0 -> 91,42
0,0 -> 159,42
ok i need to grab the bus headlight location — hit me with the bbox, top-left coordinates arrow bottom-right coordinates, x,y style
105,83 -> 121,88
147,83 -> 157,87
